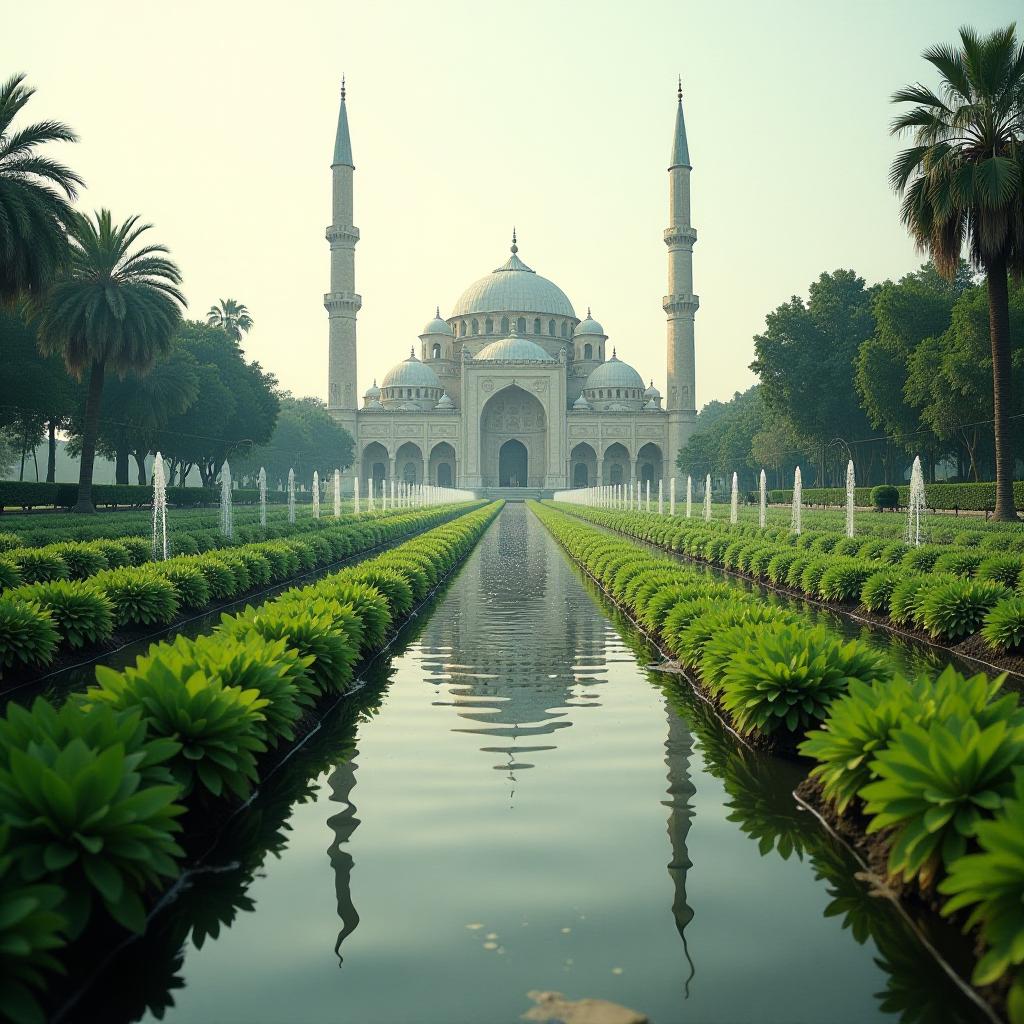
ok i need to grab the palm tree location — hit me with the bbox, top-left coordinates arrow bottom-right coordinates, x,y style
0,72 -> 83,304
206,298 -> 253,341
890,25 -> 1024,520
37,210 -> 185,512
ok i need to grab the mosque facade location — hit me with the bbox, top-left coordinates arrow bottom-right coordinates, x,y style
325,82 -> 698,493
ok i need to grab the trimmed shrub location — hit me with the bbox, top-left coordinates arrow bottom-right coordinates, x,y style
343,567 -> 413,618
766,550 -> 800,586
50,542 -> 109,580
97,568 -> 180,627
158,562 -> 211,610
860,570 -> 901,614
870,485 -> 899,510
902,545 -> 944,573
784,555 -> 813,589
12,581 -> 114,649
315,580 -> 392,652
798,557 -> 830,596
0,597 -> 59,677
932,550 -> 985,578
192,555 -> 237,601
920,577 -> 1010,641
90,540 -> 133,569
0,557 -> 22,592
889,574 -> 930,627
817,560 -> 875,603
977,555 -> 1024,589
879,540 -> 910,565
10,549 -> 69,585
120,537 -> 152,566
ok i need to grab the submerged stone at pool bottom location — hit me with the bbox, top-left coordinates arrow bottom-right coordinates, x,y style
71,505 -> 987,1024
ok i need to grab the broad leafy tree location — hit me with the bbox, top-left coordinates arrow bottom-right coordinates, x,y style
0,73 -> 83,304
206,298 -> 253,341
37,211 -> 185,511
890,24 -> 1024,518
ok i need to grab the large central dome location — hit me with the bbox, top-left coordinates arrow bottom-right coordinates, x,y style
451,241 -> 575,319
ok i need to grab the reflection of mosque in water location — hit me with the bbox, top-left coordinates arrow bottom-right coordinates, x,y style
417,507 -> 609,773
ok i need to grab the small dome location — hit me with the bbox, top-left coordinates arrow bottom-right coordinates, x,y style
573,309 -> 606,337
421,307 -> 454,337
644,380 -> 661,399
436,392 -> 453,409
573,393 -> 590,410
382,348 -> 442,389
644,398 -> 659,410
366,398 -> 383,411
475,331 -> 556,363
364,379 -> 381,399
584,351 -> 644,391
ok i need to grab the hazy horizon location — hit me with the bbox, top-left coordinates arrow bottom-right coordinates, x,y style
7,0 -> 1018,411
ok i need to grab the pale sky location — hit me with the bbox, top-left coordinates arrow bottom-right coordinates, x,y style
6,0 -> 1019,408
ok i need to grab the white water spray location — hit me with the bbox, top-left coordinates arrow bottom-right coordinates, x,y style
845,459 -> 856,539
312,471 -> 320,518
759,468 -> 767,529
703,474 -> 712,521
791,466 -> 802,535
686,475 -> 692,518
257,466 -> 267,529
287,468 -> 296,524
152,451 -> 168,560
333,469 -> 341,517
220,460 -> 233,539
730,472 -> 738,525
906,456 -> 925,547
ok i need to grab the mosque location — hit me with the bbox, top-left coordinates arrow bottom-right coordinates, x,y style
325,81 -> 698,495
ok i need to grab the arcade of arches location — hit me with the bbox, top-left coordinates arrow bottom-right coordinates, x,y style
360,440 -> 457,487
570,441 -> 664,489
480,385 -> 546,488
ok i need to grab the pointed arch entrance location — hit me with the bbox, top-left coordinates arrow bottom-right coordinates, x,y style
499,439 -> 528,487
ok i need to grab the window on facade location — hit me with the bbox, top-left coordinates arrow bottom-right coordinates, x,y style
432,343 -> 441,359
471,319 -> 478,335
485,317 -> 493,334
517,317 -> 526,334
561,322 -> 568,339
533,318 -> 541,334
501,316 -> 509,334
549,320 -> 556,336
616,389 -> 621,398
584,343 -> 592,360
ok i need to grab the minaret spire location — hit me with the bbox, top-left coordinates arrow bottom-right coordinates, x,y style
326,79 -> 361,435
664,81 -> 699,464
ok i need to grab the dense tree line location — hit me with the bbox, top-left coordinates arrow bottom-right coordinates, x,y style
678,263 -> 1024,490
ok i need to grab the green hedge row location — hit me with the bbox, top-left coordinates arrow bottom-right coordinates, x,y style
0,500 -> 502,1023
0,480 -> 318,511
0,502 -> 484,681
768,480 -> 1024,512
530,500 -> 1024,1020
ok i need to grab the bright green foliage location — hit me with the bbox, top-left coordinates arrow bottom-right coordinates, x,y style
0,558 -> 21,591
9,550 -> 69,585
233,549 -> 272,588
784,555 -> 812,589
49,543 -> 108,580
119,538 -> 152,566
192,555 -> 236,600
157,562 -> 211,610
0,598 -> 59,677
0,824 -> 67,1024
862,714 -> 1024,889
860,570 -> 900,613
97,568 -> 179,627
766,550 -> 800,585
0,700 -> 183,937
0,533 -> 21,553
345,567 -> 414,618
871,485 -> 899,510
902,546 -> 944,573
798,558 -> 830,596
889,574 -> 930,626
674,601 -> 792,673
716,624 -> 890,737
817,560 -> 875,602
208,553 -> 250,593
983,596 -> 1024,653
879,541 -> 910,564
12,581 -> 114,649
932,550 -> 985,577
314,581 -> 392,652
940,771 -> 1024,995
86,658 -> 267,801
920,577 -> 1010,641
89,540 -> 132,569
977,555 -> 1024,589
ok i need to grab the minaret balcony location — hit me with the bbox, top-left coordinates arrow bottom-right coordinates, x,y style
324,291 -> 362,314
663,226 -> 697,247
326,225 -> 360,246
662,293 -> 700,316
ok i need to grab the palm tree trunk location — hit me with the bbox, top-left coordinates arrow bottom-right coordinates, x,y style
46,420 -> 57,483
115,445 -> 130,486
134,450 -> 147,486
75,359 -> 105,513
987,257 -> 1017,520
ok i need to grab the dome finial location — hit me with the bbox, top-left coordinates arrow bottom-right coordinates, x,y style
587,306 -> 592,318
409,345 -> 415,358
511,227 -> 517,254
341,74 -> 346,101
612,347 -> 617,359
435,305 -> 440,318
677,75 -> 682,102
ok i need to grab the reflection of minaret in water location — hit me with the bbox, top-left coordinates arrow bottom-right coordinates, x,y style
326,751 -> 361,965
663,705 -> 697,995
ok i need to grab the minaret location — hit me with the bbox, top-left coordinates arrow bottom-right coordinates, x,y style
326,76 -> 361,437
664,77 -> 698,463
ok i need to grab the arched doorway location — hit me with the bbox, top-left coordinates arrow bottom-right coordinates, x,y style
480,384 -> 547,487
429,442 -> 456,487
573,463 -> 588,487
499,439 -> 527,487
361,442 -> 389,487
603,442 -> 630,486
437,463 -> 452,487
637,442 -> 663,487
395,442 -> 423,485
570,442 -> 597,489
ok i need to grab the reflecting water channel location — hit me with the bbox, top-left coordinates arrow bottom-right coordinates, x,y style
73,505 -> 988,1023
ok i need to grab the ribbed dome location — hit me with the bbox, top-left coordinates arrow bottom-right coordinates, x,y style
585,353 -> 644,390
421,308 -> 454,337
573,393 -> 590,410
644,380 -> 661,399
574,310 -> 606,337
364,379 -> 381,399
436,392 -> 453,409
475,332 -> 556,363
451,242 -> 575,318
382,349 -> 441,389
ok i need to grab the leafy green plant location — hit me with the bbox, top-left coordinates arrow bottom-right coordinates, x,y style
982,595 -> 1024,653
939,771 -> 1024,1001
715,624 -> 890,737
879,540 -> 910,564
0,699 -> 184,937
89,540 -> 132,569
798,557 -> 830,596
932,550 -> 985,577
9,550 -> 69,585
0,558 -> 22,592
192,555 -> 236,600
860,569 -> 900,614
871,485 -> 899,510
817,560 -> 875,602
862,714 -> 1024,888
97,568 -> 180,627
0,598 -> 59,677
120,537 -> 153,566
344,566 -> 414,617
12,581 -> 114,649
888,574 -> 930,626
49,542 -> 108,579
902,545 -> 944,573
87,657 -> 267,801
766,550 -> 800,585
784,555 -> 812,589
674,601 -> 792,673
158,562 -> 211,610
314,580 -> 392,652
920,577 -> 1010,641
977,554 -> 1024,588
0,823 -> 66,1024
